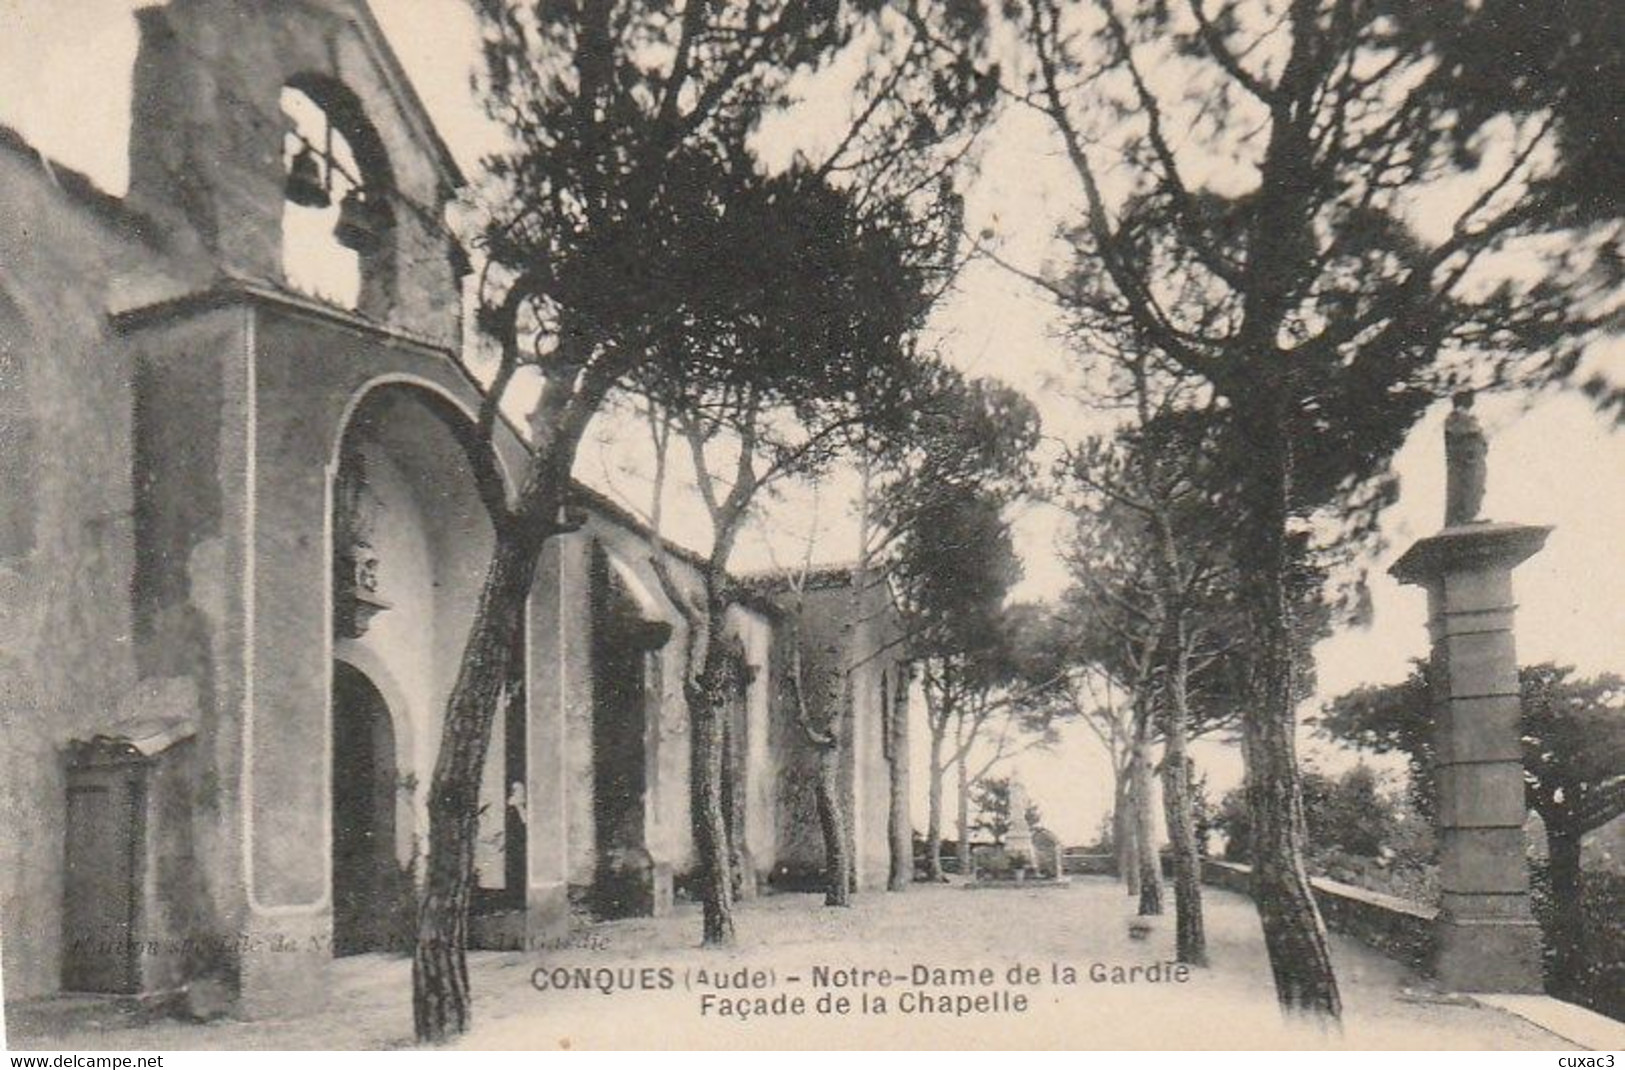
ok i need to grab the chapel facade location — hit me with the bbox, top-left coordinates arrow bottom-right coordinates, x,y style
0,0 -> 905,1017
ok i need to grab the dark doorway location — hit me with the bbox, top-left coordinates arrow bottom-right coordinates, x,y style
589,549 -> 667,917
331,661 -> 402,955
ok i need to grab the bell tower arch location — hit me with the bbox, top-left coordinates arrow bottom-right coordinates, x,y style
279,74 -> 398,316
124,0 -> 466,345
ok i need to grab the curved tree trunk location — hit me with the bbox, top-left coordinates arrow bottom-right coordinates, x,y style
1131,734 -> 1164,916
1241,426 -> 1341,1019
816,741 -> 852,906
414,531 -> 542,1043
1243,709 -> 1338,1017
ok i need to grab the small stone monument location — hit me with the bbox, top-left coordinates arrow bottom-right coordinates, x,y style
1005,780 -> 1036,872
1390,392 -> 1548,993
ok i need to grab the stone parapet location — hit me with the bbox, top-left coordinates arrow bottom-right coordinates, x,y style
1200,860 -> 1438,973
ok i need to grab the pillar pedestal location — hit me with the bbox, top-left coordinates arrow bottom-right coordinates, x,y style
1005,827 -> 1035,869
1391,521 -> 1549,994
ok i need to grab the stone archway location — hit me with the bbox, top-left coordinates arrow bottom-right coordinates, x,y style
330,661 -> 405,955
327,380 -> 524,943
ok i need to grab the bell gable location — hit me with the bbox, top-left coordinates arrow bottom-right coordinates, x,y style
125,0 -> 466,343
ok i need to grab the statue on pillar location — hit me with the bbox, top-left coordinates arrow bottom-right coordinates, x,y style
1444,391 -> 1488,526
1391,388 -> 1552,994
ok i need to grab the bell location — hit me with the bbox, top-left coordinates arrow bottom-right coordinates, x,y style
334,187 -> 389,255
284,145 -> 329,208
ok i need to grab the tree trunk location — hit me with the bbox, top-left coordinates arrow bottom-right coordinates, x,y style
844,777 -> 860,895
1147,452 -> 1207,962
414,531 -> 542,1043
1131,733 -> 1164,916
653,552 -> 740,948
886,672 -> 911,891
849,480 -> 873,899
1545,822 -> 1585,995
1240,424 -> 1341,1019
1243,713 -> 1339,1017
721,712 -> 747,901
1116,772 -> 1139,896
816,741 -> 852,906
834,665 -> 858,898
955,749 -> 972,876
1160,724 -> 1207,965
926,730 -> 945,880
689,668 -> 737,944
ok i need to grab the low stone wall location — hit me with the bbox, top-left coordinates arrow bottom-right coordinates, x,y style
1201,858 -> 1253,895
1202,860 -> 1438,974
1060,851 -> 1117,877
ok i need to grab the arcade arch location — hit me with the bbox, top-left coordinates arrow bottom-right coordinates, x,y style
327,382 -> 522,947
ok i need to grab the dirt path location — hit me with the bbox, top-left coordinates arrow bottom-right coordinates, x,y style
4,880 -> 1574,1050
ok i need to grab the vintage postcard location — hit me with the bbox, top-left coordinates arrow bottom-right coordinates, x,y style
0,0 -> 1621,1055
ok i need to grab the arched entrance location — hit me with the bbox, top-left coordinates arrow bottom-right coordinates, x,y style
330,661 -> 404,955
327,380 -> 524,951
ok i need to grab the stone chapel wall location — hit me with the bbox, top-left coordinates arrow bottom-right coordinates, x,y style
0,142 -> 154,998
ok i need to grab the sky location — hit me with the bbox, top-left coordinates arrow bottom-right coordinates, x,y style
1,0 -> 1620,843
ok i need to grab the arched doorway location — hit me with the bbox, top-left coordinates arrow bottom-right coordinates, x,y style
330,661 -> 404,955
328,381 -> 524,949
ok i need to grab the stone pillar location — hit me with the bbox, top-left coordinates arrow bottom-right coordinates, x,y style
1005,780 -> 1036,870
1389,397 -> 1548,993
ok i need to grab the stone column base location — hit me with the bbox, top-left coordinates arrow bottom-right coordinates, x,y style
734,848 -> 759,901
524,882 -> 570,947
648,863 -> 674,916
1437,916 -> 1544,994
